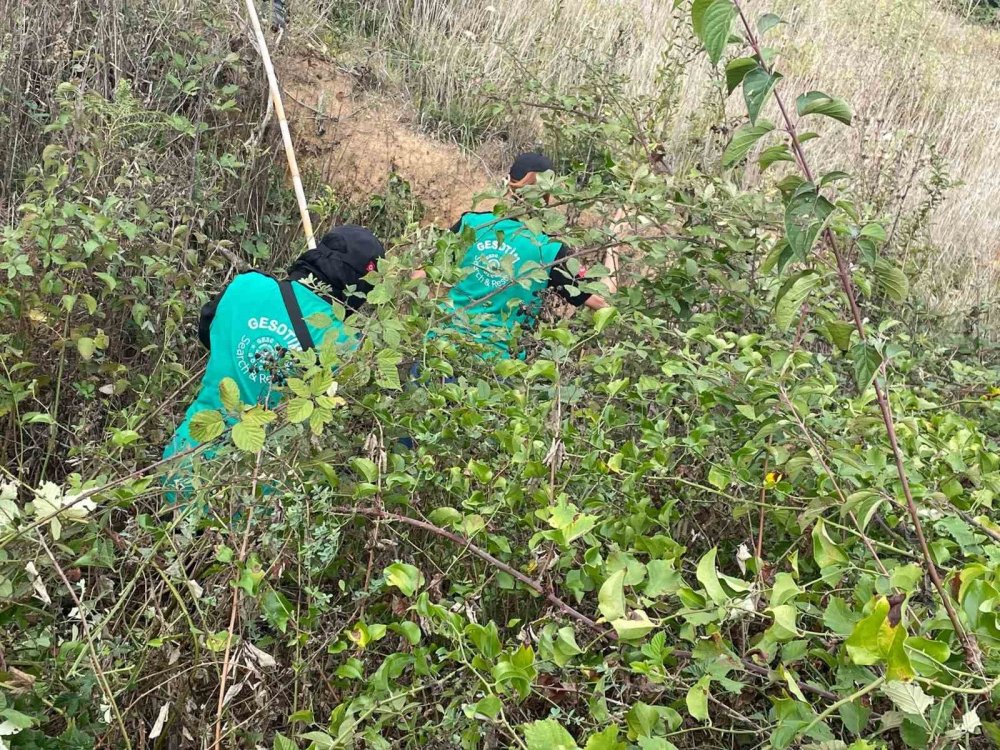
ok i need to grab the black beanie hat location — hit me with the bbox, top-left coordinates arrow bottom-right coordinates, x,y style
510,152 -> 555,182
287,225 -> 385,314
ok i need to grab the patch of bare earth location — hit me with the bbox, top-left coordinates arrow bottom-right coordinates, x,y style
279,54 -> 495,226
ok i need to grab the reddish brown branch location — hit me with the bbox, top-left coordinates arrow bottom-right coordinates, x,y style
730,0 -> 981,670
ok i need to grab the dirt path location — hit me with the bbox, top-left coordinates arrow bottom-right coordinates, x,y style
279,54 -> 495,227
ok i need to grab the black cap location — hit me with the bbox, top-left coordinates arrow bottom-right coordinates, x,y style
510,152 -> 555,182
288,225 -> 385,313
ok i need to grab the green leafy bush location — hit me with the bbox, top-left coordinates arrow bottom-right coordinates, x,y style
1,1 -> 999,749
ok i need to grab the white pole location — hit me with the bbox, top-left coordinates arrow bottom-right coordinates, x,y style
244,0 -> 317,249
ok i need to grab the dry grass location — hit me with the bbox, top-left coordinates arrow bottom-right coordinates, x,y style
291,0 -> 1000,316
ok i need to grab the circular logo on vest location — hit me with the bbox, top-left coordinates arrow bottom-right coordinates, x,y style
236,316 -> 301,384
472,239 -> 518,289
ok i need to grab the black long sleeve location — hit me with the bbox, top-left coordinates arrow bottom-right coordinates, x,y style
547,245 -> 592,307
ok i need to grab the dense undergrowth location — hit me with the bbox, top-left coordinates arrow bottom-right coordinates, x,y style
1,1 -> 1000,749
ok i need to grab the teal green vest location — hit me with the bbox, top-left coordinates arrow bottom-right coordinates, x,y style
442,212 -> 562,357
162,272 -> 349,496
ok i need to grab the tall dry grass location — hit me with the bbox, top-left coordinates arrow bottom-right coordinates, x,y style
305,0 -> 1000,316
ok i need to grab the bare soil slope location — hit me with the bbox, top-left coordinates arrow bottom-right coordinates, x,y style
280,55 -> 494,226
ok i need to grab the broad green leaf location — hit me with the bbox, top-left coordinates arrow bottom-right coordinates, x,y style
860,223 -> 887,242
686,675 -> 711,721
796,90 -> 853,125
593,306 -> 618,333
298,731 -> 336,750
774,270 -> 823,332
376,348 -> 403,390
758,12 -> 783,34
274,734 -> 298,750
784,182 -> 835,259
743,67 -> 782,125
391,621 -> 422,645
189,409 -> 225,442
845,597 -> 890,665
882,681 -> 933,717
351,457 -> 378,483
428,507 -> 463,527
692,0 -> 737,65
645,559 -> 682,597
722,121 -> 775,167
611,611 -> 656,640
905,636 -> 950,664
767,604 -> 799,641
584,726 -> 626,750
219,377 -> 240,412
873,258 -> 909,302
262,589 -> 293,633
77,337 -> 96,360
850,342 -> 883,391
598,568 -> 627,621
824,320 -> 855,351
384,562 -> 423,597
696,547 -> 729,605
287,397 -> 314,424
725,57 -> 757,95
522,718 -> 579,750
759,143 -> 795,171
232,420 -> 265,453
885,625 -> 915,681
811,518 -> 848,568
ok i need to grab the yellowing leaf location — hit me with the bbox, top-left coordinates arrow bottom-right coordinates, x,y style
686,675 -> 711,721
286,397 -> 314,424
696,547 -> 729,605
599,568 -> 627,621
189,410 -> 225,443
845,597 -> 890,666
522,719 -> 579,750
384,562 -> 423,597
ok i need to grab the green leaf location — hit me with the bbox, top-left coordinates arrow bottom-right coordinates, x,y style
274,734 -> 298,750
812,518 -> 849,568
391,621 -> 422,645
686,675 -> 711,721
860,223 -> 888,242
722,120 -> 775,167
845,597 -> 890,666
692,0 -> 737,65
232,420 -> 265,453
850,342 -> 883,391
784,182 -> 835,259
287,397 -> 314,424
584,726 -> 626,750
696,547 -> 729,605
823,597 -> 859,637
645,559 -> 682,597
376,348 -> 403,390
743,67 -> 782,125
886,625 -> 915,682
593,306 -> 618,333
428,507 -> 463,527
824,320 -> 856,351
882,681 -> 933,717
796,90 -> 853,126
758,12 -> 783,34
611,610 -> 656,640
262,589 -> 293,633
189,410 -> 225,442
298,731 -> 336,750
384,562 -> 423,597
759,144 -> 795,171
219,377 -> 241,412
774,270 -> 823,332
77,337 -> 96,360
767,604 -> 799,641
522,719 -> 580,750
725,57 -> 757,95
351,457 -> 378,483
873,259 -> 909,302
599,568 -> 627,621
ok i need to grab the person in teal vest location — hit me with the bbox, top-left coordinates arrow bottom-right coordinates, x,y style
414,152 -> 610,360
162,225 -> 385,501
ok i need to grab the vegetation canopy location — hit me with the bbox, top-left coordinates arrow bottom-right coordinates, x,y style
0,1 -> 998,749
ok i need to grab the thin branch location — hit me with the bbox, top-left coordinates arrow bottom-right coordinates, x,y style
730,0 -> 981,672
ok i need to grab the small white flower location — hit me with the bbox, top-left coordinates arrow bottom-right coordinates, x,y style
0,478 -> 18,501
